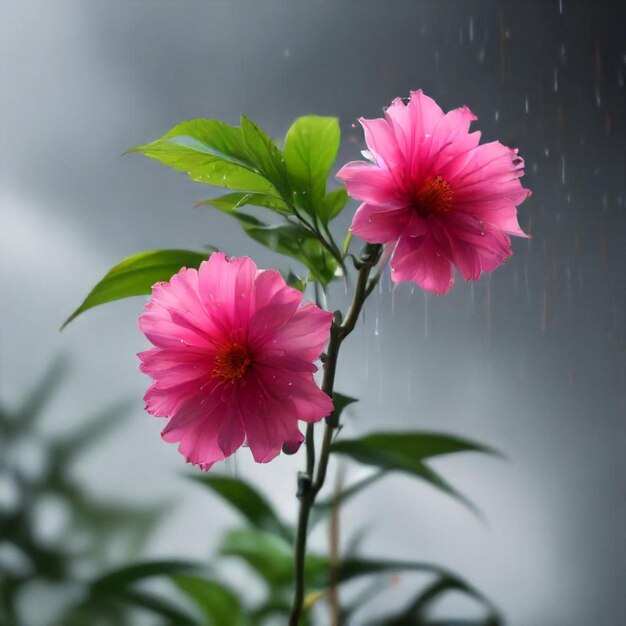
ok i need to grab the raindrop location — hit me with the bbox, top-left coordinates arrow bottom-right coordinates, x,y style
553,68 -> 559,92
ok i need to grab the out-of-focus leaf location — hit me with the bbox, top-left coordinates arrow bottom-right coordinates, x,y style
213,207 -> 338,286
220,528 -> 327,591
327,392 -> 358,428
174,575 -> 245,626
343,230 -> 353,254
49,399 -> 133,462
189,475 -> 291,541
330,432 -> 502,514
336,557 -> 450,586
62,249 -> 211,328
197,191 -> 290,214
284,270 -> 307,292
249,598 -> 292,625
283,116 -> 340,216
320,188 -> 349,222
361,573 -> 502,626
107,588 -> 198,626
129,118 -> 280,195
314,471 -> 384,516
92,560 -> 200,593
219,528 -> 293,588
9,355 -> 69,433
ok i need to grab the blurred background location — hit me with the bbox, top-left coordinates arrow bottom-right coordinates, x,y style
1,0 -> 625,624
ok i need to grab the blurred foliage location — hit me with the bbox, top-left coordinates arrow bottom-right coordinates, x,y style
56,477 -> 503,626
0,357 -> 165,626
0,360 -> 505,624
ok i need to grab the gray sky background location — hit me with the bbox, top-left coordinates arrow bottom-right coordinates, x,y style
1,1 -> 625,625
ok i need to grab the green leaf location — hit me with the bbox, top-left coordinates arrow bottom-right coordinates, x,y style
108,589 -> 198,626
130,118 -> 279,195
92,560 -> 200,593
331,432 -> 503,515
331,431 -> 502,469
326,392 -> 357,427
284,270 -> 307,292
220,528 -> 294,589
240,115 -> 290,198
283,116 -> 340,216
10,355 -> 69,433
197,191 -> 290,214
341,561 -> 501,626
49,399 -> 132,462
62,249 -> 211,329
393,576 -> 501,626
213,207 -> 338,286
343,230 -> 353,254
314,471 -> 385,516
320,188 -> 349,222
220,528 -> 327,591
174,575 -> 245,626
189,475 -> 291,541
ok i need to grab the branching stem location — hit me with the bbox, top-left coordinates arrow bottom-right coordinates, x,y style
288,243 -> 382,626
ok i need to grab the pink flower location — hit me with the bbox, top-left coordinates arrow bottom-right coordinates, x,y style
337,90 -> 531,294
138,253 -> 334,470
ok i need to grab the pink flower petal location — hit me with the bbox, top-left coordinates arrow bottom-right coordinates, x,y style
350,203 -> 411,243
236,375 -> 289,463
340,90 -> 530,293
138,254 -> 332,470
256,367 -> 333,423
248,284 -> 302,348
197,252 -> 256,339
269,302 -> 333,363
359,117 -> 407,189
336,162 -> 406,208
425,106 -> 477,164
391,232 -> 454,294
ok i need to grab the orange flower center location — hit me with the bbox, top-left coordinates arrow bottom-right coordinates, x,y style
213,343 -> 251,384
413,175 -> 454,217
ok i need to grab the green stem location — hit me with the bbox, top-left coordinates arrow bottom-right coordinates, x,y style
285,200 -> 346,276
288,244 -> 382,626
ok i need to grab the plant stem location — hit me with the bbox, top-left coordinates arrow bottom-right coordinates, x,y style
328,465 -> 345,626
288,244 -> 382,626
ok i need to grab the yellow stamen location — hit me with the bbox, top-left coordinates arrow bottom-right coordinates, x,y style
213,343 -> 251,384
414,175 -> 454,217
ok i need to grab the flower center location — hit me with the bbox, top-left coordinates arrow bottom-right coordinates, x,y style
413,175 -> 454,217
213,343 -> 251,384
